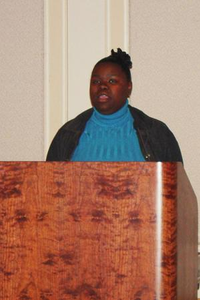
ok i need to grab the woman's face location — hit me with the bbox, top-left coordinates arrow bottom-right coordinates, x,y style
90,62 -> 132,115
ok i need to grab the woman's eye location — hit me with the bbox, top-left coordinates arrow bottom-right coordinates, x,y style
92,79 -> 100,84
109,79 -> 116,84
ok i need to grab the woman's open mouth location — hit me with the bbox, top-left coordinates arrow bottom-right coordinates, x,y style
97,94 -> 110,102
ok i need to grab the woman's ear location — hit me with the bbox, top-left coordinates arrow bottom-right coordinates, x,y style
127,81 -> 132,98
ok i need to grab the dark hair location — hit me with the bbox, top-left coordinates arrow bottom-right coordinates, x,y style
95,48 -> 132,81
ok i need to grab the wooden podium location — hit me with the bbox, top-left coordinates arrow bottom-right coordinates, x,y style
0,162 -> 198,300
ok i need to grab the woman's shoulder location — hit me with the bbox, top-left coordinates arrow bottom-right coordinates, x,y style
60,108 -> 94,132
128,105 -> 183,162
46,108 -> 94,161
128,105 -> 168,129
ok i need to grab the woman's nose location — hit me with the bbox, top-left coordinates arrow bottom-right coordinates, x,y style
100,82 -> 108,89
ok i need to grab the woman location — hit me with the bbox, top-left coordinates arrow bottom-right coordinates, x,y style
46,49 -> 183,162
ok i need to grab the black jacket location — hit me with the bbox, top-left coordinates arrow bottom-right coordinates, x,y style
46,105 -> 183,162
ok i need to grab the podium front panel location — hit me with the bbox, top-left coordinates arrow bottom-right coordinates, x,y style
0,162 -> 197,300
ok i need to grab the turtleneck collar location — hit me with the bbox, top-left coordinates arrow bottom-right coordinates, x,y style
92,99 -> 130,126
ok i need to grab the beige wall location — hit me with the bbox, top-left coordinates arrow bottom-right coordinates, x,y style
130,1 -> 200,245
0,0 -> 44,161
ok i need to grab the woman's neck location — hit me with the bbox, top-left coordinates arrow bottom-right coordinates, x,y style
92,100 -> 129,126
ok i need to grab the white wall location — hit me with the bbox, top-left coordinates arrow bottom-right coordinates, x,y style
0,0 -> 44,161
130,0 -> 200,245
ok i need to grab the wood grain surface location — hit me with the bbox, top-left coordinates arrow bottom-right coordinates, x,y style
0,162 -> 198,300
177,164 -> 198,300
158,163 -> 178,300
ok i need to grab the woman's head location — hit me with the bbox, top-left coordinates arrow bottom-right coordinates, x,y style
90,48 -> 132,115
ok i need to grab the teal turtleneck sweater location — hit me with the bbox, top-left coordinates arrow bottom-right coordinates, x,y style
71,101 -> 145,161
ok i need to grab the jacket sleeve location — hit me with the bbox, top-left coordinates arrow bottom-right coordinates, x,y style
46,124 -> 83,161
164,125 -> 183,163
46,130 -> 63,161
152,120 -> 183,163
46,108 -> 93,161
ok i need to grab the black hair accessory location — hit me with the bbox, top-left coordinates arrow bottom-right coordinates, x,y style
111,48 -> 132,70
95,48 -> 132,81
